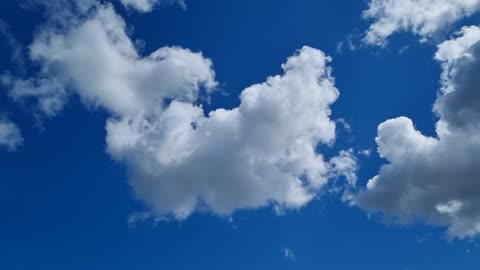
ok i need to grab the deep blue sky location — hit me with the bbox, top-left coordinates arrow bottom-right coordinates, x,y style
0,0 -> 479,269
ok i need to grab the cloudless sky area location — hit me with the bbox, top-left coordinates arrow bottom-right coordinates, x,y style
1,0 -> 480,269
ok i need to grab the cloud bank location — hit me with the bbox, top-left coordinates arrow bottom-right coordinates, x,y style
363,0 -> 480,45
352,26 -> 480,238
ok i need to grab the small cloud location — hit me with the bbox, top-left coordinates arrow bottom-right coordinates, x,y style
415,232 -> 433,244
347,35 -> 358,51
120,0 -> 186,13
273,204 -> 286,216
283,248 -> 296,261
335,35 -> 358,54
336,118 -> 352,132
336,42 -> 344,54
398,45 -> 411,55
358,149 -> 372,157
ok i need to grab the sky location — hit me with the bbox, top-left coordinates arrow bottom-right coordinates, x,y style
1,0 -> 480,269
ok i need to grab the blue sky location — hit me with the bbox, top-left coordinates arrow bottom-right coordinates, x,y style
1,0 -> 480,269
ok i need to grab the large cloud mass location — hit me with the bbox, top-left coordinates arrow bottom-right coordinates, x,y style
352,26 -> 480,238
106,46 -> 356,219
363,0 -> 480,46
3,5 -> 216,118
3,3 -> 356,219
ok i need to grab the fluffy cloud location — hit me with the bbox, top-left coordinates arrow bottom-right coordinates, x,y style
119,0 -> 185,12
107,46 -> 356,219
19,0 -> 98,25
352,26 -> 480,238
0,20 -> 25,71
0,117 -> 23,151
363,0 -> 480,46
5,3 -> 356,219
4,4 -> 216,118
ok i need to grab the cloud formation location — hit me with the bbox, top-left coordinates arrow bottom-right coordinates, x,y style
0,117 -> 23,151
4,2 -> 356,219
363,0 -> 480,46
352,26 -> 480,238
107,46 -> 356,219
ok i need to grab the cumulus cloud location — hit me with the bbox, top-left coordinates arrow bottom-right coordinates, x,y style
363,0 -> 480,46
4,2 -> 356,219
0,20 -> 25,71
351,26 -> 480,238
107,46 -> 356,219
0,117 -> 23,151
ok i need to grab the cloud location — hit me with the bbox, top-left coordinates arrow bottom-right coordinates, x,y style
0,20 -> 25,71
4,3 -> 356,219
119,0 -> 185,12
4,4 -> 216,118
106,46 -> 356,219
363,0 -> 480,46
358,149 -> 372,157
351,26 -> 480,238
0,117 -> 23,151
283,248 -> 296,261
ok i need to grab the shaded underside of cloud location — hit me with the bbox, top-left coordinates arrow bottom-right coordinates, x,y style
119,0 -> 185,12
352,26 -> 480,238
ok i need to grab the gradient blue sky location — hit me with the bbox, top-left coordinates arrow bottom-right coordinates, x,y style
1,0 -> 480,269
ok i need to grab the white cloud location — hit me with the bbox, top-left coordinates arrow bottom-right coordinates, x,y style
351,26 -> 480,238
4,3 -> 356,219
119,0 -> 185,12
358,149 -> 372,157
0,117 -> 23,151
363,0 -> 480,46
283,248 -> 296,261
106,46 -> 356,219
5,4 -> 216,118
